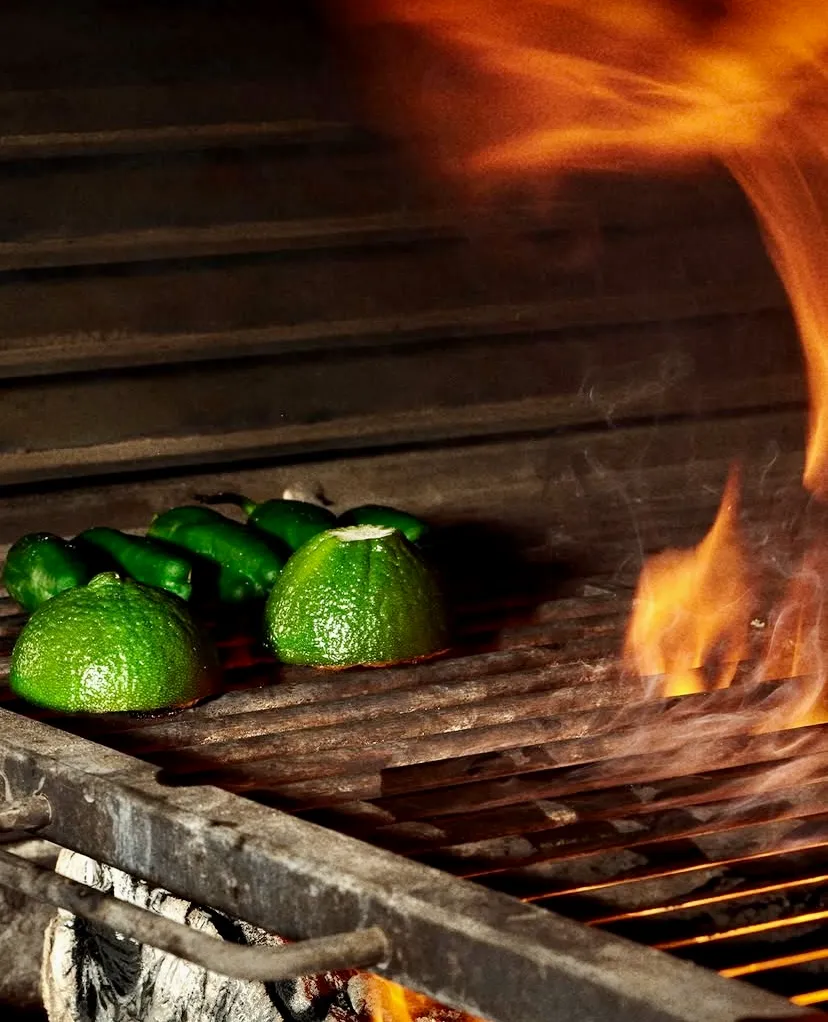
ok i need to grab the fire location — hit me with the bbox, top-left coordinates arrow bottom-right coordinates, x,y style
621,461 -> 828,725
366,976 -> 485,1022
622,466 -> 828,726
368,977 -> 423,1022
345,0 -> 828,494
335,0 -> 828,727
729,142 -> 828,495
341,0 -> 828,720
623,467 -> 752,697
348,0 -> 823,171
623,465 -> 828,725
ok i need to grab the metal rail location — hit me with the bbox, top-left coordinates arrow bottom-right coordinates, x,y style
0,708 -> 806,1022
0,841 -> 387,981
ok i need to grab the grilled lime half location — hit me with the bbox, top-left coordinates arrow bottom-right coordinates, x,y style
10,572 -> 219,713
265,525 -> 447,668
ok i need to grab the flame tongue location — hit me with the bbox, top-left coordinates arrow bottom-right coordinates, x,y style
622,471 -> 828,726
624,468 -> 753,697
350,0 -> 828,497
727,135 -> 828,498
348,1 -> 828,720
350,2 -> 827,173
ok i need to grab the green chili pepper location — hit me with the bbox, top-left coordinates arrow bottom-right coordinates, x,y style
2,533 -> 94,612
214,566 -> 262,605
75,527 -> 193,602
148,506 -> 285,603
197,492 -> 335,552
336,504 -> 430,545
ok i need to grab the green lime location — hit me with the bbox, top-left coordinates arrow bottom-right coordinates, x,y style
265,524 -> 448,667
336,504 -> 430,545
10,572 -> 219,713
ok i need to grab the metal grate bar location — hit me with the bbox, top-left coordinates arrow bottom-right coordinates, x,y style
0,708 -> 804,1022
0,578 -> 826,1009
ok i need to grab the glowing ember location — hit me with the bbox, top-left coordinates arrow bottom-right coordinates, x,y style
623,467 -> 752,696
366,976 -> 485,1022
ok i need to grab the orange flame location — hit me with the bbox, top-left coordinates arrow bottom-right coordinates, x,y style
623,467 -> 752,696
623,467 -> 828,724
344,0 -> 828,495
366,976 -> 486,1022
350,1 -> 821,170
368,977 -> 420,1022
729,141 -> 828,496
345,1 -> 828,719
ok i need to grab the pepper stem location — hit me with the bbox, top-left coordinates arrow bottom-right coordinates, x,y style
194,492 -> 257,517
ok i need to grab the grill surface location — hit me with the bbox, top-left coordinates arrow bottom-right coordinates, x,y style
2,517 -> 827,1012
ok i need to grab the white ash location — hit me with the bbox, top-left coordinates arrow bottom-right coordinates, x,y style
42,850 -> 360,1022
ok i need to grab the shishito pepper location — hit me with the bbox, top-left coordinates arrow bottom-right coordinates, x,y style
148,505 -> 285,603
197,492 -> 335,552
2,532 -> 94,612
75,527 -> 194,602
336,504 -> 430,545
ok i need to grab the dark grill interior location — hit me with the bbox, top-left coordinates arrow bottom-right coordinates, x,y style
1,1 -> 826,1018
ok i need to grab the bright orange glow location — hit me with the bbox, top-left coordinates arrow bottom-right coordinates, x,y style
791,988 -> 828,1007
721,945 -> 828,979
367,976 -> 486,1022
368,977 -> 419,1022
347,2 -> 828,716
655,907 -> 828,950
623,467 -> 752,696
521,838 -> 828,899
590,873 -> 828,926
347,0 -> 828,493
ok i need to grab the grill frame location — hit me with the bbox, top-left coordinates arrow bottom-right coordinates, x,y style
0,706 -> 809,1022
2,547 -> 828,1017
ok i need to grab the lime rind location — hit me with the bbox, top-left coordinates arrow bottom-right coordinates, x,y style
10,573 -> 219,713
336,505 -> 430,545
328,524 -> 395,542
265,527 -> 447,668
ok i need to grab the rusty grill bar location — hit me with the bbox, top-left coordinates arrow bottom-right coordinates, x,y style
0,573 -> 825,1019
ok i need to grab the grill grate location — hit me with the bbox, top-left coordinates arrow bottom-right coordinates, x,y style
1,573 -> 826,1010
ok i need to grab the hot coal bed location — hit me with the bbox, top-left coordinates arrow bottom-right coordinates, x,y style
0,2 -> 825,1021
